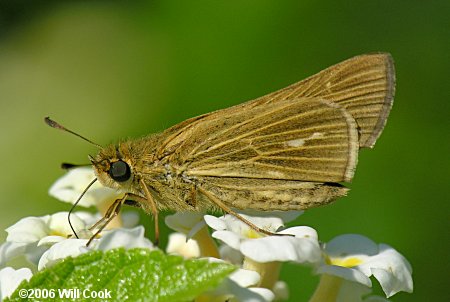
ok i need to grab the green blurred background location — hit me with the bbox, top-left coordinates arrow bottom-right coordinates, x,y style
0,1 -> 448,301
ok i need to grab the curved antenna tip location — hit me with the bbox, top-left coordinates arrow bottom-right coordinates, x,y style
44,116 -> 102,149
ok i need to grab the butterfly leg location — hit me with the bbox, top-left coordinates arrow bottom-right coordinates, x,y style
86,194 -> 127,246
197,186 -> 288,237
140,179 -> 160,246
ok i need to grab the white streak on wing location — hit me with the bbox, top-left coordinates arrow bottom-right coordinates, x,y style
266,170 -> 286,178
285,132 -> 324,148
286,138 -> 305,147
310,132 -> 324,139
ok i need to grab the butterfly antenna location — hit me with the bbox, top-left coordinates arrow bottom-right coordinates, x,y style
45,117 -> 102,149
68,178 -> 97,238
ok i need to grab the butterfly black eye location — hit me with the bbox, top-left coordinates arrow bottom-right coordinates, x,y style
109,160 -> 131,182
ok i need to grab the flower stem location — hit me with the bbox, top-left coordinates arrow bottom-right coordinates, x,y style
193,226 -> 220,258
308,274 -> 342,302
243,257 -> 281,289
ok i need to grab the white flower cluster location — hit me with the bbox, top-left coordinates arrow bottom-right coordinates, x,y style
0,167 -> 413,302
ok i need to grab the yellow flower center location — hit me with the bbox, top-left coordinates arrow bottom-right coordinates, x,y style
327,256 -> 363,268
244,228 -> 263,239
49,230 -> 66,237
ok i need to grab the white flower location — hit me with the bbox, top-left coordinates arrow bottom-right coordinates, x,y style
200,258 -> 276,302
205,213 -> 321,264
95,226 -> 154,251
312,234 -> 413,301
38,226 -> 154,270
72,211 -> 103,226
166,233 -> 200,258
49,167 -> 123,207
204,214 -> 285,249
226,280 -> 275,302
74,210 -> 140,229
38,238 -> 89,270
204,212 -> 314,300
0,212 -> 92,267
0,242 -> 28,267
120,211 -> 140,228
49,167 -> 140,231
165,212 -> 206,239
7,212 -> 90,245
0,267 -> 33,300
219,244 -> 244,265
241,226 -> 320,263
166,212 -> 220,258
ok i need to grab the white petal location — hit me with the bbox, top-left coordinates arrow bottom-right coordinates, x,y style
336,279 -> 372,302
96,226 -> 154,251
38,239 -> 89,270
47,212 -> 86,236
38,235 -> 66,246
228,279 -> 275,302
121,211 -> 140,228
278,226 -> 318,240
221,214 -> 284,234
316,265 -> 372,287
219,244 -> 243,265
186,220 -> 207,240
241,236 -> 321,263
6,216 -> 50,243
0,267 -> 32,300
325,234 -> 378,257
24,245 -> 50,267
76,229 -> 95,240
165,212 -> 206,240
371,267 -> 413,297
49,167 -> 121,207
0,242 -> 27,266
229,269 -> 261,288
73,211 -> 101,226
166,233 -> 200,258
246,288 -> 275,302
240,215 -> 284,233
202,259 -> 272,302
212,230 -> 242,250
165,212 -> 205,232
358,244 -> 413,297
204,215 -> 227,231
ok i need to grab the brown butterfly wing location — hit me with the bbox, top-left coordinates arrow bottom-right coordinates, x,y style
155,54 -> 394,184
158,53 -> 394,154
258,53 -> 395,148
160,97 -> 358,183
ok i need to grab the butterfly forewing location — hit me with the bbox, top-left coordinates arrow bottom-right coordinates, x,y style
258,53 -> 395,148
158,53 -> 394,158
164,98 -> 358,183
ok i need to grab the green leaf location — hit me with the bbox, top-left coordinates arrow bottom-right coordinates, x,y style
7,248 -> 235,302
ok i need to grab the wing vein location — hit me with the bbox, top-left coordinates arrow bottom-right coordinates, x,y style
191,104 -> 332,158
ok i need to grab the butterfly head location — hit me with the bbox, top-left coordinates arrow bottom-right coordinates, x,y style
90,143 -> 137,192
